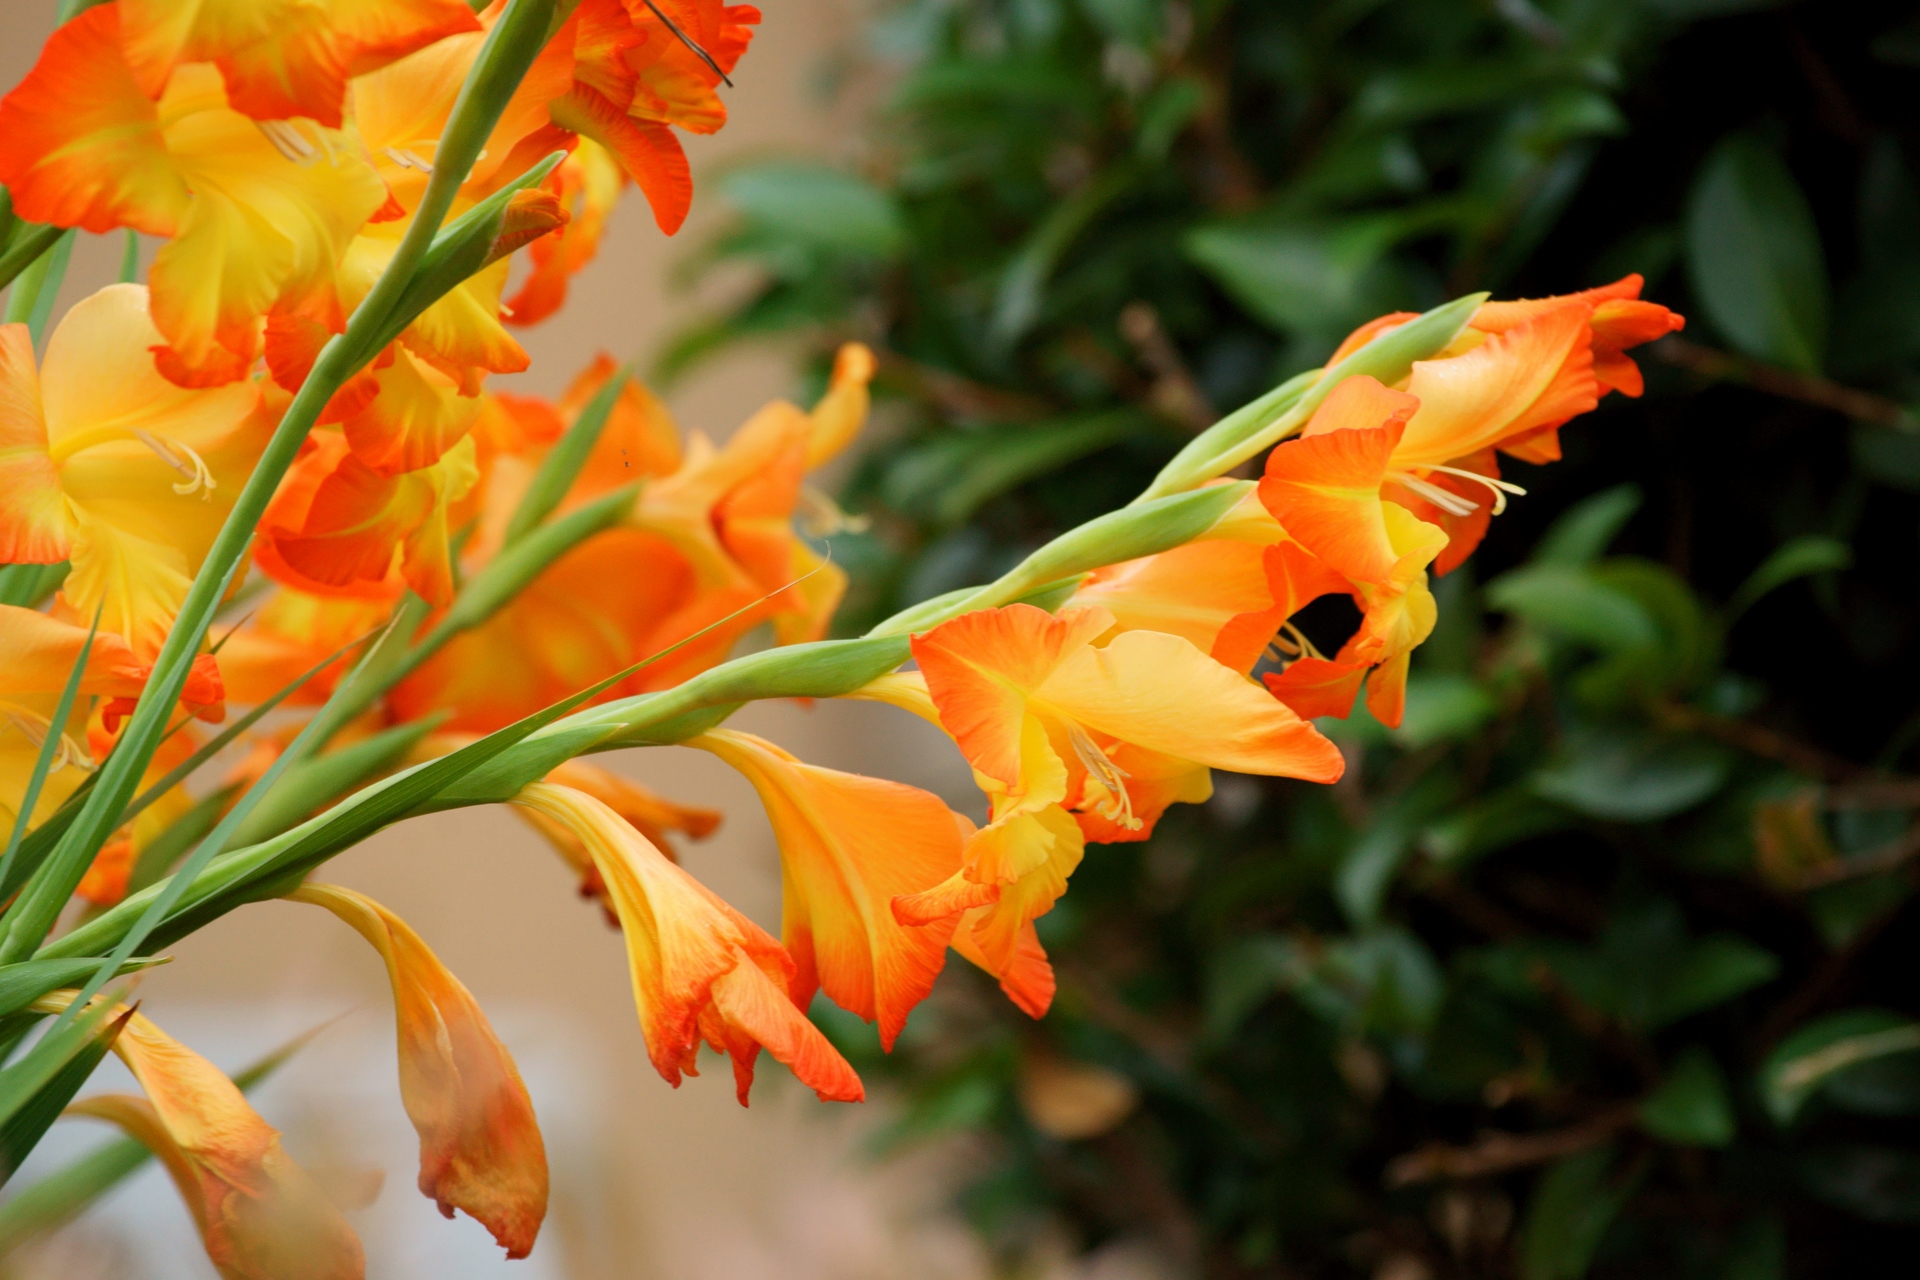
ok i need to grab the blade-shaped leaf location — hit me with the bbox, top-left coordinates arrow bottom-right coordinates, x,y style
0,958 -> 163,1021
228,717 -> 444,849
1725,535 -> 1852,622
0,996 -> 126,1179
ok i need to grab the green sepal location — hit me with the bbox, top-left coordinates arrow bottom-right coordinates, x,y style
1140,291 -> 1485,499
229,717 -> 446,849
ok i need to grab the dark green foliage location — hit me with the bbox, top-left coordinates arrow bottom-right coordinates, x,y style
689,0 -> 1920,1273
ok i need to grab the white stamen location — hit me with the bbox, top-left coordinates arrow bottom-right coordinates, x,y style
256,119 -> 318,164
3,707 -> 89,772
1392,466 -> 1529,517
1391,470 -> 1481,517
1067,722 -> 1139,830
132,430 -> 216,499
384,147 -> 436,173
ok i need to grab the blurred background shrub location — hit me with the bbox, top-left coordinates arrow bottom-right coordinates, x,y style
674,0 -> 1920,1274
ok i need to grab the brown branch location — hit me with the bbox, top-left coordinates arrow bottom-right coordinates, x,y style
877,351 -> 1054,422
1119,301 -> 1215,432
1823,778 -> 1920,809
1383,1105 -> 1639,1188
1655,701 -> 1867,784
1795,825 -> 1920,890
1652,337 -> 1916,429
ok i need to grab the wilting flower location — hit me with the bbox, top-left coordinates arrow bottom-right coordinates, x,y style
509,782 -> 863,1104
0,286 -> 268,657
0,7 -> 390,384
40,992 -> 365,1280
692,729 -> 966,1049
289,883 -> 548,1259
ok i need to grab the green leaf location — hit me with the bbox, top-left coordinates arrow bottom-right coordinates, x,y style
0,996 -> 125,1179
127,788 -> 234,897
0,958 -> 162,1021
1639,1046 -> 1736,1146
1335,774 -> 1456,925
1202,935 -> 1303,1042
1487,565 -> 1660,653
1725,535 -> 1851,622
1686,133 -> 1829,371
1422,787 -> 1576,866
1521,1146 -> 1632,1280
1185,212 -> 1424,339
720,164 -> 905,259
1532,485 -> 1642,566
0,223 -> 65,299
1391,673 -> 1497,749
991,165 -> 1137,349
882,411 -> 1149,527
1761,1010 -> 1920,1125
1531,727 -> 1732,821
1542,898 -> 1777,1030
0,562 -> 67,609
1720,1221 -> 1785,1280
230,718 -> 443,848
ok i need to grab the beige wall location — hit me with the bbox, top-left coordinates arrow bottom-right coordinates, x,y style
0,5 -> 999,1277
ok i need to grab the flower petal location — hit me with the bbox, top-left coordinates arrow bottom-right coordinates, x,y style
1037,628 -> 1346,783
694,729 -> 964,1050
0,324 -> 75,564
0,6 -> 190,236
290,884 -> 548,1259
1391,304 -> 1598,468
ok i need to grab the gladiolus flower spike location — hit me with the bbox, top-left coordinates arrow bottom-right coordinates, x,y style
0,0 -> 1683,1261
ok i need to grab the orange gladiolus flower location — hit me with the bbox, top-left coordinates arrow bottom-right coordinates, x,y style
692,729 -> 966,1049
39,993 -> 365,1280
511,754 -> 720,917
0,7 -> 390,384
1252,284 -> 1682,724
217,587 -> 397,706
547,0 -> 761,234
0,287 -> 267,657
912,603 -> 1345,831
258,429 -> 478,605
865,604 -> 1343,970
289,883 -> 548,1259
116,0 -> 480,127
511,782 -> 863,1103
